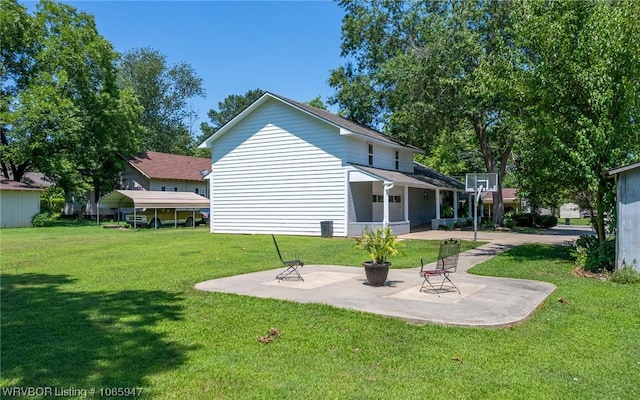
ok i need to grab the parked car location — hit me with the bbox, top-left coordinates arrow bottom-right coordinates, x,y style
125,208 -> 203,228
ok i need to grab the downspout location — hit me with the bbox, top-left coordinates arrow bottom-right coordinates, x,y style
383,181 -> 394,229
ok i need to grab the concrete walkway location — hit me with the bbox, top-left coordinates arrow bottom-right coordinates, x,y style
195,226 -> 592,328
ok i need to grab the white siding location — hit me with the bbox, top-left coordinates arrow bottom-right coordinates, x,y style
346,137 -> 414,172
211,99 -> 347,236
0,190 -> 41,228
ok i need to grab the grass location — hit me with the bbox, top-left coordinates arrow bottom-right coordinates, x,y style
1,223 -> 638,399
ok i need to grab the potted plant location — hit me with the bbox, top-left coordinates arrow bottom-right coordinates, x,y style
355,226 -> 403,286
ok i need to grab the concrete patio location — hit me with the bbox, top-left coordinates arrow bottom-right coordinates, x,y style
195,226 -> 592,327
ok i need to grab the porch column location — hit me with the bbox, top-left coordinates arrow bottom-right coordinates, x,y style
453,191 -> 458,219
435,188 -> 441,219
403,185 -> 409,221
383,182 -> 394,229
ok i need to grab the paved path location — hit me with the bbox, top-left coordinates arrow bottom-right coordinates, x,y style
195,226 -> 592,327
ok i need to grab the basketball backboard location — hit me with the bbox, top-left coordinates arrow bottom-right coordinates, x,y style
465,173 -> 498,192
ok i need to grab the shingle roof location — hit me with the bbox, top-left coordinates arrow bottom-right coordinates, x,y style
269,93 -> 422,151
485,188 -> 519,201
352,163 -> 465,191
1,179 -> 46,191
125,151 -> 211,181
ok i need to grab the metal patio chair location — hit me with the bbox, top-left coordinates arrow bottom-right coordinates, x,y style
419,238 -> 461,296
272,234 -> 304,282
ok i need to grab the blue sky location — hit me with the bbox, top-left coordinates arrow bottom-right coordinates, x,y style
26,0 -> 346,129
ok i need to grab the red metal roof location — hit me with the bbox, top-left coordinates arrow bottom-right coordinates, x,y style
125,151 -> 211,181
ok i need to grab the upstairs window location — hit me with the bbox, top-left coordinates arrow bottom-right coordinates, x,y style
368,144 -> 374,166
395,151 -> 400,170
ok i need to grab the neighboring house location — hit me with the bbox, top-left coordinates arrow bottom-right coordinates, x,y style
120,151 -> 211,197
198,92 -> 466,237
609,162 -> 640,271
65,151 -> 212,217
483,188 -> 522,217
0,176 -> 48,228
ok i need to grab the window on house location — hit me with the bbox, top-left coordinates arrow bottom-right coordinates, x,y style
161,186 -> 166,192
195,188 -> 199,195
173,187 -> 178,192
395,151 -> 399,170
368,144 -> 373,166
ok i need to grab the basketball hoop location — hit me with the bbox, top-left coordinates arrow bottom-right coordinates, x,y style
465,173 -> 498,241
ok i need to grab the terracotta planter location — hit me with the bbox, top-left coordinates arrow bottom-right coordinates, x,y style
362,261 -> 391,286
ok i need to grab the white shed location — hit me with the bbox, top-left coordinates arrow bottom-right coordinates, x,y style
609,162 -> 640,271
0,179 -> 45,228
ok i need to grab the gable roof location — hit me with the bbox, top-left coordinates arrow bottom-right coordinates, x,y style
1,179 -> 46,192
198,92 -> 423,152
124,151 -> 211,181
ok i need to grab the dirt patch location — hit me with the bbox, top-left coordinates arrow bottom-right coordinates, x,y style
573,267 -> 608,281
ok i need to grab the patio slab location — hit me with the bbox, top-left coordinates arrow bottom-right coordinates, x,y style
195,263 -> 556,328
195,226 -> 591,327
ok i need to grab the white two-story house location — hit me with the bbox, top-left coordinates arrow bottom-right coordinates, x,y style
198,92 -> 466,237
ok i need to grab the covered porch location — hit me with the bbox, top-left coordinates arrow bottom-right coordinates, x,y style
345,164 -> 468,237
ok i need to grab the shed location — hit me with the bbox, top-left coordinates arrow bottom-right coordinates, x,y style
97,190 -> 210,228
608,162 -> 640,271
0,179 -> 46,228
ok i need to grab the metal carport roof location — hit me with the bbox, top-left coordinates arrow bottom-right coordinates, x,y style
98,190 -> 210,209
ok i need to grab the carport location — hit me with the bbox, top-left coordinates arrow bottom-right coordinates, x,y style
97,190 -> 210,229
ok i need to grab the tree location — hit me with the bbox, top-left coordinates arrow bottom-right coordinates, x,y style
329,0 -> 523,224
305,95 -> 328,110
199,88 -> 265,142
118,47 -> 205,155
514,0 -> 640,241
1,0 -> 143,201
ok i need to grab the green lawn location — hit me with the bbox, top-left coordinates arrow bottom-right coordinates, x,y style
1,224 -> 638,399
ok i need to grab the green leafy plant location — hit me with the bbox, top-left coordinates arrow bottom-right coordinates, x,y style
355,227 -> 403,264
31,212 -> 58,227
571,235 -> 615,272
610,261 -> 640,284
537,215 -> 558,229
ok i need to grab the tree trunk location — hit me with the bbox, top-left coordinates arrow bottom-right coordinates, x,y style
595,179 -> 607,242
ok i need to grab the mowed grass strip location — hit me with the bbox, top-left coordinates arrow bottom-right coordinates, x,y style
1,224 -> 638,399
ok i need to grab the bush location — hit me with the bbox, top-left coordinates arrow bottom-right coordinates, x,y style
31,212 -> 58,227
438,224 -> 453,231
481,220 -> 496,230
509,212 -> 535,227
610,262 -> 640,284
572,235 -> 615,272
503,217 -> 516,229
537,215 -> 558,229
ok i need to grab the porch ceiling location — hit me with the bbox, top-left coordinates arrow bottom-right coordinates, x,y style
350,164 -> 465,192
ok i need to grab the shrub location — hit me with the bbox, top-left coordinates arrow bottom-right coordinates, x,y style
481,220 -> 496,230
32,212 -> 57,227
438,224 -> 453,231
610,262 -> 640,284
572,235 -> 616,272
509,212 -> 535,227
503,217 -> 516,229
537,215 -> 558,229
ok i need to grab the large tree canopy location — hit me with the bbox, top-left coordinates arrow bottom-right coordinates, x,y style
118,47 -> 205,155
330,0 -> 640,233
513,0 -> 640,241
329,0 -> 522,224
0,0 -> 142,200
